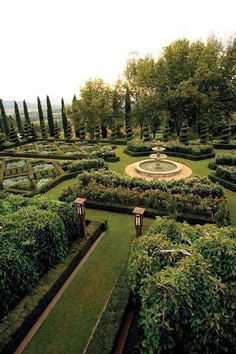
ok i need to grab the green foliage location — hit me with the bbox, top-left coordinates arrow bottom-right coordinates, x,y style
37,97 -> 47,138
142,120 -> 151,141
199,120 -> 209,143
221,123 -> 231,144
215,154 -> 236,166
30,123 -> 37,140
165,142 -> 214,155
0,195 -> 82,317
111,121 -> 118,139
61,98 -> 68,138
53,120 -> 60,138
79,119 -> 86,139
23,121 -> 31,140
8,122 -> 18,143
94,121 -> 101,140
0,99 -> 9,136
163,121 -> 171,141
216,165 -> 236,184
127,218 -> 236,353
65,119 -> 73,139
60,171 -> 229,225
126,119 -> 133,140
68,158 -> 105,173
46,95 -> 54,137
14,101 -> 23,133
23,100 -> 30,125
0,133 -> 6,144
179,119 -> 189,144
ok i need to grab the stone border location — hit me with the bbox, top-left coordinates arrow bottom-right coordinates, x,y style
125,161 -> 192,181
135,159 -> 182,178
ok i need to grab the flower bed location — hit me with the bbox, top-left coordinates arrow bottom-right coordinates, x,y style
127,218 -> 236,354
0,157 -> 106,195
0,141 -> 119,162
60,171 -> 230,225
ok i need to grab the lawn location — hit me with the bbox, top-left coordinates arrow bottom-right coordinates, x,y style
23,209 -> 153,354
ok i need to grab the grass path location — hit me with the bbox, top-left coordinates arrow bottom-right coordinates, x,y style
23,209 -> 153,354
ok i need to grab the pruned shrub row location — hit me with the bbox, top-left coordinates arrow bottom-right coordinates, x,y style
60,171 -> 229,225
0,195 -> 80,318
127,218 -> 236,353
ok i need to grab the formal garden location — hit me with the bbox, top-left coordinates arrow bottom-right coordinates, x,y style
0,36 -> 236,354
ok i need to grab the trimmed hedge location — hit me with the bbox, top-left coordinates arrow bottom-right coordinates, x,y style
0,220 -> 107,354
213,143 -> 236,149
60,171 -> 230,225
127,218 -> 236,353
164,150 -> 215,160
85,266 -> 130,354
215,165 -> 236,184
0,196 -> 82,318
209,173 -> 236,193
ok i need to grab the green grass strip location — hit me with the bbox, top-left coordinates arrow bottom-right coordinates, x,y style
23,209 -> 153,354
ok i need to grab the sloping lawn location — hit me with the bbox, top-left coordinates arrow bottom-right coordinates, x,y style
23,209 -> 153,354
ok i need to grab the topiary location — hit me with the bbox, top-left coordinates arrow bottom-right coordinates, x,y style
79,119 -> 86,140
162,121 -> 171,142
199,121 -> 209,143
8,122 -> 18,143
220,123 -> 231,144
94,121 -> 101,140
179,119 -> 189,144
142,120 -> 151,141
126,119 -> 133,140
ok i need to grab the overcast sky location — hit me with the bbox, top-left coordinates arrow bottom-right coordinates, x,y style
1,0 -> 235,104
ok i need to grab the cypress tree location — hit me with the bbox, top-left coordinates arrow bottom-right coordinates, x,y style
179,120 -> 189,144
14,101 -> 23,134
143,120 -> 151,141
46,95 -> 54,137
163,121 -> 171,142
61,98 -> 68,137
0,99 -> 9,136
199,121 -> 209,143
23,121 -> 31,140
53,120 -> 60,139
65,120 -> 73,139
72,97 -> 80,138
8,122 -> 18,143
221,123 -> 231,144
79,120 -> 86,140
125,86 -> 131,130
94,121 -> 101,140
126,119 -> 133,140
23,100 -> 31,125
37,97 -> 47,138
30,123 -> 37,140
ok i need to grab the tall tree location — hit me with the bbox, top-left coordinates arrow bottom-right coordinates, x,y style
61,98 -> 68,137
14,101 -> 23,133
46,95 -> 54,136
125,85 -> 131,129
23,100 -> 30,125
37,97 -> 47,138
0,99 -> 9,136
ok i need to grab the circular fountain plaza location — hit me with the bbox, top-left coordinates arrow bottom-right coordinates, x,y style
126,142 -> 192,181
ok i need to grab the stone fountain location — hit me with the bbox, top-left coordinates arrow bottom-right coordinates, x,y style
134,141 -> 182,178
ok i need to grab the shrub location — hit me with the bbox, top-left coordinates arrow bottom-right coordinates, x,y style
216,166 -> 236,184
0,207 -> 68,273
165,142 -> 214,156
0,241 -> 39,318
127,218 -> 236,353
68,158 -> 105,173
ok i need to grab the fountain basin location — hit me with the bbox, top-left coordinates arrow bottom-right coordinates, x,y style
135,159 -> 182,178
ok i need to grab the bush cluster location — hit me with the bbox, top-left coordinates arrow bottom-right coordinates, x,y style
60,171 -> 229,225
216,165 -> 236,184
0,195 -> 81,318
209,154 -> 236,185
127,218 -> 236,353
165,142 -> 214,155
